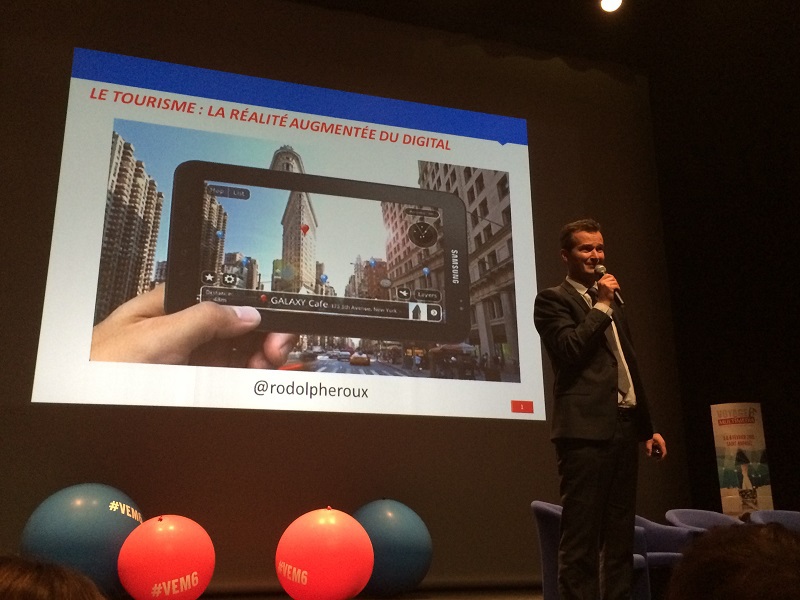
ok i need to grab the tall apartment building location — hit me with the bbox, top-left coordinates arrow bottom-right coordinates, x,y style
94,132 -> 164,323
344,255 -> 365,299
415,162 -> 518,368
199,192 -> 227,275
343,256 -> 388,300
153,260 -> 168,285
270,146 -> 317,294
361,258 -> 389,300
382,201 -> 445,298
315,261 -> 336,296
223,252 -> 261,290
271,258 -> 284,291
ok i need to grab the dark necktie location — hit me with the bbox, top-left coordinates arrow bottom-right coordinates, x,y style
586,286 -> 632,399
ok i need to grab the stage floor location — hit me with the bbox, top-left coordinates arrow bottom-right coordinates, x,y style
209,589 -> 542,600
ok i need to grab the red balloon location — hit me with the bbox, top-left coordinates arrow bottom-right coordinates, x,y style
276,507 -> 373,600
300,224 -> 309,235
118,515 -> 215,600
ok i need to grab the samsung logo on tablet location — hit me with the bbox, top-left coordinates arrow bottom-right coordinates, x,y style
451,249 -> 460,284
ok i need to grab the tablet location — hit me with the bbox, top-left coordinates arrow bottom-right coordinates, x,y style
165,161 -> 470,342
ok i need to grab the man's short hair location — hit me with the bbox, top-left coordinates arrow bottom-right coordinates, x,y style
559,218 -> 602,251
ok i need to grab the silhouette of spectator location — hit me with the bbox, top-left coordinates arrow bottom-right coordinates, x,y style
666,523 -> 800,600
0,555 -> 107,599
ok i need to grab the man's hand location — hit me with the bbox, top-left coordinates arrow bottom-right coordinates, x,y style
596,273 -> 621,307
646,433 -> 667,460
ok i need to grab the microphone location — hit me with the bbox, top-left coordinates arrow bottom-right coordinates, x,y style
593,265 -> 625,306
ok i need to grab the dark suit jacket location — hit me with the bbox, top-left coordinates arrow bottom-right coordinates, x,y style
534,280 -> 653,442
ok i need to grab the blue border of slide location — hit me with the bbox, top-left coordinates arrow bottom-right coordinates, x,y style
72,48 -> 527,146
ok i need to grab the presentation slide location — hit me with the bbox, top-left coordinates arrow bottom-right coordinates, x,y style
32,48 -> 544,420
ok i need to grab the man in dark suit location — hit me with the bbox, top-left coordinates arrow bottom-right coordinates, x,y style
534,218 -> 666,600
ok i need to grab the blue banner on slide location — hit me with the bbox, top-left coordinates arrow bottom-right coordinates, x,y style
71,48 -> 527,146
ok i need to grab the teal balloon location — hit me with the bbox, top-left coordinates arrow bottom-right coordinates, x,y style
353,499 -> 432,596
21,483 -> 144,596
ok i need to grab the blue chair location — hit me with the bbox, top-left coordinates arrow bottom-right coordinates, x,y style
635,515 -> 693,599
530,501 -> 561,600
632,526 -> 652,600
665,508 -> 743,534
749,509 -> 800,532
635,515 -> 693,567
530,501 -> 650,600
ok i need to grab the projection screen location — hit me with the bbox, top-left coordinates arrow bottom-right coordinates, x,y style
32,48 -> 543,420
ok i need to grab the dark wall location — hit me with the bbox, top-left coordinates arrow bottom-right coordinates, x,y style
1,0 -> 690,592
644,3 -> 800,511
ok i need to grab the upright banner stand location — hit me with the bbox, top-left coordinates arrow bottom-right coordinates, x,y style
711,402 -> 773,517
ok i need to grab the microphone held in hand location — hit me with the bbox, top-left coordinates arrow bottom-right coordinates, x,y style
593,265 -> 625,306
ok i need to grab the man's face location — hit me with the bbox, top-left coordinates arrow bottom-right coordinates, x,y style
561,230 -> 604,285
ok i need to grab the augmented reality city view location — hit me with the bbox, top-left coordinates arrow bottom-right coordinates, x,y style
95,124 -> 520,381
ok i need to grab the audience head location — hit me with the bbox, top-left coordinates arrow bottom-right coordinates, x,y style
0,555 -> 107,600
666,523 -> 800,600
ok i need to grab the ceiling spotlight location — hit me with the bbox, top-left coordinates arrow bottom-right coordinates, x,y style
601,0 -> 622,12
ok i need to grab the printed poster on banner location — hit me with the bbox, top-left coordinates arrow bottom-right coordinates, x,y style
711,402 -> 773,517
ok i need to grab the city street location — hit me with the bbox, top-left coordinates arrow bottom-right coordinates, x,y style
284,355 -> 422,377
281,354 -> 520,381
